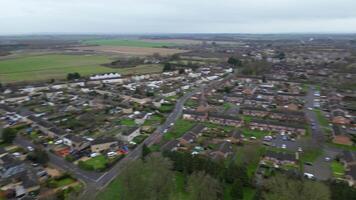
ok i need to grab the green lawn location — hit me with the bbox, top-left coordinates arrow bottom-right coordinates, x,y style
83,155 -> 108,171
119,118 -> 136,126
83,39 -> 176,47
55,177 -> 76,187
143,114 -> 164,126
96,177 -> 123,200
242,128 -> 271,139
133,135 -> 149,144
159,104 -> 175,113
331,161 -> 345,178
300,149 -> 322,163
163,119 -> 195,140
328,143 -> 356,151
0,54 -> 163,83
314,109 -> 329,127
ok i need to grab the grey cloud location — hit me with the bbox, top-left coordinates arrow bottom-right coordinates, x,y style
1,0 -> 356,34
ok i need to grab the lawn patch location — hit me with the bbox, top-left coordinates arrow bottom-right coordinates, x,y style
119,118 -> 136,126
163,120 -> 195,141
331,161 -> 345,178
79,155 -> 108,171
314,109 -> 329,127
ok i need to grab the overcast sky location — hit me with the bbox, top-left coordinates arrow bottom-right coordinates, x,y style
1,0 -> 356,35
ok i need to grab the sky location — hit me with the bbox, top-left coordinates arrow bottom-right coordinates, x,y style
1,0 -> 356,35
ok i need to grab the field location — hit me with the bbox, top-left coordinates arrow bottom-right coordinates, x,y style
83,39 -> 177,47
0,54 -> 163,83
75,46 -> 187,56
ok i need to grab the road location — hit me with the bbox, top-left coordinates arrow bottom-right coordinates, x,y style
11,73 -> 236,200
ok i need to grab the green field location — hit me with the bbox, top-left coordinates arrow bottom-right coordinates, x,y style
0,54 -> 163,83
83,39 -> 176,47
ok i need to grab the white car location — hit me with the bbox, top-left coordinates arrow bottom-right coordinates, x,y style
163,129 -> 168,133
307,107 -> 313,111
281,144 -> 287,149
325,157 -> 331,162
107,152 -> 117,157
298,147 -> 303,152
304,173 -> 315,179
54,140 -> 63,145
90,153 -> 100,158
27,146 -> 34,152
170,123 -> 174,126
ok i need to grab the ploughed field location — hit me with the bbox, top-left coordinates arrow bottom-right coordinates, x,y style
82,39 -> 177,47
0,54 -> 163,83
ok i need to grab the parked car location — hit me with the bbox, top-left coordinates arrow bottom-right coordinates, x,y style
90,153 -> 100,158
304,173 -> 315,179
27,146 -> 34,152
107,152 -> 117,157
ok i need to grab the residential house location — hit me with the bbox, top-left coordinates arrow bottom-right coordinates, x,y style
91,137 -> 119,153
119,127 -> 141,142
262,151 -> 297,166
210,141 -> 233,160
63,135 -> 90,151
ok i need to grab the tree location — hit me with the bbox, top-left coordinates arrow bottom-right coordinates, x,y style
120,155 -> 175,200
179,68 -> 185,74
163,63 -> 173,71
1,128 -> 17,143
67,72 -> 81,80
27,149 -> 49,164
231,180 -> 244,200
263,174 -> 330,200
187,171 -> 221,200
329,181 -> 356,200
227,57 -> 242,67
142,144 -> 151,158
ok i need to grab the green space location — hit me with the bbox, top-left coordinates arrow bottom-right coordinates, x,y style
119,118 -> 136,126
328,143 -> 356,151
96,176 -> 123,200
79,155 -> 108,171
184,99 -> 199,108
143,114 -> 164,126
0,54 -> 163,83
159,104 -> 175,113
300,149 -> 322,163
47,176 -> 76,188
83,39 -> 176,47
242,128 -> 271,139
331,161 -> 345,178
163,119 -> 195,140
133,134 -> 149,144
242,115 -> 253,123
314,109 -> 329,127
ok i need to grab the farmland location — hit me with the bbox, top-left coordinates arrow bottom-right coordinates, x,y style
75,46 -> 187,56
83,39 -> 176,47
0,54 -> 163,83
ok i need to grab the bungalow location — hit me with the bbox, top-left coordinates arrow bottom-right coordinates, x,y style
228,130 -> 243,144
262,151 -> 297,166
182,110 -> 208,122
345,165 -> 356,187
178,124 -> 206,145
208,113 -> 243,127
119,127 -> 141,142
63,135 -> 90,151
332,116 -> 351,125
249,119 -> 306,135
341,150 -> 356,166
91,137 -> 119,153
161,140 -> 180,152
210,141 -> 233,160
